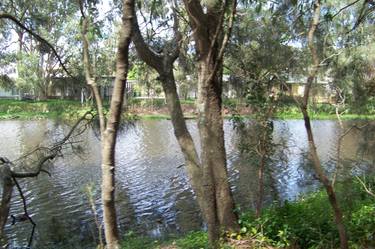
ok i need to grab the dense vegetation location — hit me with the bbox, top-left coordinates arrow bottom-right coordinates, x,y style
1,0 -> 375,248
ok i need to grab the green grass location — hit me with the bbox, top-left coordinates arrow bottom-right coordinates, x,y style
0,99 -> 92,120
121,231 -> 208,249
1,99 -> 375,121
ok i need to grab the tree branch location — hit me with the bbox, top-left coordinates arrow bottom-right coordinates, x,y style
331,0 -> 362,19
0,12 -> 73,78
11,176 -> 36,248
205,0 -> 237,86
132,11 -> 164,72
355,176 -> 375,199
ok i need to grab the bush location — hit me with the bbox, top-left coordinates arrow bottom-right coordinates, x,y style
238,178 -> 375,248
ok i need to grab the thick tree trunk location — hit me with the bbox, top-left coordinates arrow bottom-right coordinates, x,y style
132,2 -> 238,245
197,61 -> 238,241
182,1 -> 239,245
100,1 -> 134,248
132,8 -> 223,242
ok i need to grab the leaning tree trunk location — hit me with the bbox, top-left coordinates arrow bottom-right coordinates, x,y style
300,1 -> 348,248
162,70 -> 207,207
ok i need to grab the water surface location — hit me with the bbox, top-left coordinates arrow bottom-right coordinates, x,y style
0,119 -> 374,248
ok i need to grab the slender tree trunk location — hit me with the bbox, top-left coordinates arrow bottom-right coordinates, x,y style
100,1 -> 134,248
80,0 -> 134,248
82,17 -> 106,135
300,1 -> 348,248
255,155 -> 265,218
162,72 -> 206,202
0,165 -> 14,237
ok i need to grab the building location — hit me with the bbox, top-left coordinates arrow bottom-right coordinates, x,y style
283,76 -> 336,104
0,87 -> 19,99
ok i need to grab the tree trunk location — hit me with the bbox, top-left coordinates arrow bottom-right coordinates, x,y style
131,7 -> 218,241
100,1 -> 134,248
132,2 -> 238,245
80,0 -> 134,248
299,1 -> 348,248
302,111 -> 348,249
0,165 -> 14,237
197,61 -> 238,241
255,155 -> 265,218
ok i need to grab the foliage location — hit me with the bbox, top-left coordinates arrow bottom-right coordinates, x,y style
121,231 -> 162,249
237,178 -> 375,248
118,177 -> 375,249
175,231 -> 209,249
0,74 -> 15,90
15,52 -> 41,92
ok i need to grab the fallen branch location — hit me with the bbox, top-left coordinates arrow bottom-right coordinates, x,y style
12,176 -> 36,248
0,111 -> 95,246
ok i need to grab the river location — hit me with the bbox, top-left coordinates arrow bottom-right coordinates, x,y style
0,119 -> 374,248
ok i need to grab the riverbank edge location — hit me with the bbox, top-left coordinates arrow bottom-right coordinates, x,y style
1,99 -> 375,121
1,111 -> 375,121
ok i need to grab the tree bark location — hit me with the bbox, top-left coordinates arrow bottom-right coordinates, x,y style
300,1 -> 348,248
81,16 -> 106,135
80,0 -> 134,248
100,1 -> 134,248
197,59 -> 238,242
255,155 -> 265,218
182,2 -> 239,245
131,2 -> 238,245
0,165 -> 13,238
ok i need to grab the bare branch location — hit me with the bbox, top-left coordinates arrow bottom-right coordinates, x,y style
11,111 -> 95,178
12,177 -> 36,247
205,0 -> 237,86
355,176 -> 375,199
331,0 -> 362,19
0,12 -> 73,78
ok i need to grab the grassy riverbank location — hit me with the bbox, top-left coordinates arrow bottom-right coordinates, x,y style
121,178 -> 375,249
1,99 -> 375,121
0,99 -> 90,120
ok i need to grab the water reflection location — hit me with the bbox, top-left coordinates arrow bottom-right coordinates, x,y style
0,119 -> 374,248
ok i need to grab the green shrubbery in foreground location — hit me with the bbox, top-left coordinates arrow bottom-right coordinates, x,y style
121,178 -> 375,249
